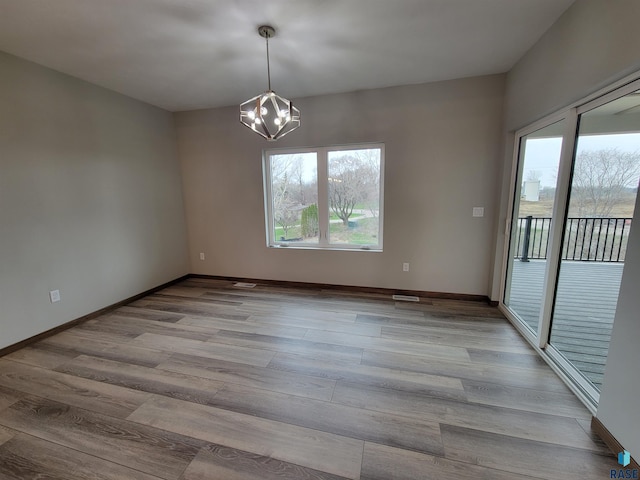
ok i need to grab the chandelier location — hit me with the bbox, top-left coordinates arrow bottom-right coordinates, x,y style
239,25 -> 300,141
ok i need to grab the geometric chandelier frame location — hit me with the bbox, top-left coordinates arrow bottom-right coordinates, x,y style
239,25 -> 301,141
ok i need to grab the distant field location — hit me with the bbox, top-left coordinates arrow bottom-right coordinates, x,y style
518,198 -> 636,218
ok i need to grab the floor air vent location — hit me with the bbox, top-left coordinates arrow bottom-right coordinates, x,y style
233,282 -> 257,288
392,294 -> 420,302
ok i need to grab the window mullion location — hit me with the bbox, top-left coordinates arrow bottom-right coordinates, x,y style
263,154 -> 275,246
317,148 -> 329,246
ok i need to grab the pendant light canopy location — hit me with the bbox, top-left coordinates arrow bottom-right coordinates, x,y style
240,25 -> 300,141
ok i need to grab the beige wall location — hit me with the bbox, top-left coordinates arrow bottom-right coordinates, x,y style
176,75 -> 505,296
495,0 -> 640,459
505,0 -> 640,131
0,51 -> 189,350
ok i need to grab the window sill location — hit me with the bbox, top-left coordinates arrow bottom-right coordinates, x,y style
268,244 -> 383,252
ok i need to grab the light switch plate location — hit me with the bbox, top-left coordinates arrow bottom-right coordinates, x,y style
472,207 -> 485,217
49,290 -> 61,303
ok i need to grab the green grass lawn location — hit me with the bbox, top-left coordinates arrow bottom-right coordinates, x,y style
274,213 -> 370,241
329,212 -> 364,221
274,218 -> 379,244
274,225 -> 302,240
329,217 -> 379,245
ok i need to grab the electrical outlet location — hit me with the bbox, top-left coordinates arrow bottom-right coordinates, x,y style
49,290 -> 61,303
199,252 -> 205,260
403,263 -> 410,272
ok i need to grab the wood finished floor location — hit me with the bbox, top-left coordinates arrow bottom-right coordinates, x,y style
0,278 -> 619,479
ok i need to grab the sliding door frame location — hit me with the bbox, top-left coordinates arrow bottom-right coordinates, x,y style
536,110 -> 577,348
500,110 -> 574,347
498,72 -> 640,413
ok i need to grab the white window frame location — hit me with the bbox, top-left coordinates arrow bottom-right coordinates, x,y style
263,143 -> 385,251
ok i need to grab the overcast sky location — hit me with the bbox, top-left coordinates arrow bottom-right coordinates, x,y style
523,133 -> 640,188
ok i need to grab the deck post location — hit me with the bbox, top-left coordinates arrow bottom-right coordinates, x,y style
521,215 -> 533,262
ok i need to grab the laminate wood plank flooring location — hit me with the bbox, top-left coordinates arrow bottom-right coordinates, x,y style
78,315 -> 216,341
131,333 -> 276,367
0,359 -> 150,419
2,343 -> 79,370
267,351 -> 466,400
112,305 -> 187,323
247,313 -> 382,337
440,424 -> 617,480
35,330 -> 174,368
54,355 -> 226,406
200,382 -> 444,456
380,324 -> 533,353
331,381 -> 602,451
207,330 -> 364,362
0,425 -> 14,447
461,379 -> 591,419
157,353 -> 337,401
181,444 -> 350,480
360,442 -> 539,480
0,396 -> 205,480
178,315 -> 310,339
0,278 -> 620,479
132,300 -> 251,322
356,312 -> 514,332
0,433 -> 163,480
362,349 -> 573,393
127,395 -> 364,479
302,329 -> 471,361
466,347 -> 548,368
0,385 -> 22,414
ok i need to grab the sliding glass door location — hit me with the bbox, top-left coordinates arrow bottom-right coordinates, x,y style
548,90 -> 640,396
503,120 -> 565,336
502,80 -> 640,406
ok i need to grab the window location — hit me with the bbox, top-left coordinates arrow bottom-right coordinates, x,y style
264,144 -> 384,250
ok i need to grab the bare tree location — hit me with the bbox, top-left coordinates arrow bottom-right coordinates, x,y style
359,150 -> 381,218
526,170 -> 542,182
565,149 -> 640,261
274,205 -> 299,239
571,149 -> 640,217
271,156 -> 303,238
328,151 -> 380,226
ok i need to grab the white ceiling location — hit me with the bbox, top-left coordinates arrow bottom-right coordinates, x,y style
0,0 -> 575,112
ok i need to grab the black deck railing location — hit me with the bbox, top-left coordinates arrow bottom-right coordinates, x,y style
515,216 -> 632,262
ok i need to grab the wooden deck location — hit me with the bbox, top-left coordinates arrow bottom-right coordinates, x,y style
508,260 -> 624,389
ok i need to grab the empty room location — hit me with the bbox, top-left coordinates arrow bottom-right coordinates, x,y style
1,0 -> 639,478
